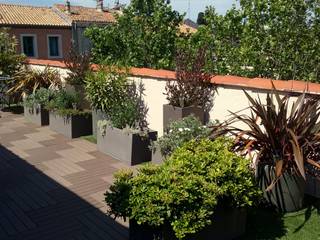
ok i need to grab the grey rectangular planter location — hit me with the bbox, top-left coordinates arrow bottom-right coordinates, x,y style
163,104 -> 205,132
24,105 -> 49,126
97,126 -> 157,165
49,111 -> 92,139
151,146 -> 164,164
92,109 -> 108,137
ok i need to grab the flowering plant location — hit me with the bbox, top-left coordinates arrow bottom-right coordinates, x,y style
152,115 -> 212,158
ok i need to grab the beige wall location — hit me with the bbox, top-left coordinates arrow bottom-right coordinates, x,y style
28,64 -> 306,136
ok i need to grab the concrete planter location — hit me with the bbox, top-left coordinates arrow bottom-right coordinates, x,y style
163,104 -> 205,132
129,207 -> 247,240
151,146 -> 164,164
92,109 -> 108,137
24,105 -> 49,126
97,126 -> 157,166
258,165 -> 305,212
49,111 -> 92,139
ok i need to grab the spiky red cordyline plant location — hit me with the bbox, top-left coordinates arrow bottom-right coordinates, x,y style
222,89 -> 320,189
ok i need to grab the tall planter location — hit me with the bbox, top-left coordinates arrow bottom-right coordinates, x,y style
92,109 -> 108,137
24,105 -> 49,126
129,207 -> 247,240
163,104 -> 205,132
258,165 -> 305,212
49,111 -> 92,139
97,126 -> 157,166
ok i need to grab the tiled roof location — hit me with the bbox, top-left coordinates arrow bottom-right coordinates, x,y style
54,4 -> 115,23
0,3 -> 71,27
26,58 -> 320,95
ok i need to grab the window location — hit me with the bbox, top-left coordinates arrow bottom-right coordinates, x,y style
21,35 -> 37,57
47,35 -> 62,58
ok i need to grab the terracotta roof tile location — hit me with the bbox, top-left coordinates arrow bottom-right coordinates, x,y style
26,58 -> 320,95
54,4 -> 115,23
0,3 -> 71,27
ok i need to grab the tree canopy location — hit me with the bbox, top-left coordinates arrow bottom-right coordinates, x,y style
85,0 -> 182,69
86,0 -> 320,82
0,28 -> 25,76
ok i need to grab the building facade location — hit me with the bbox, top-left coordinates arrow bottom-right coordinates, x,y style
0,3 -> 72,60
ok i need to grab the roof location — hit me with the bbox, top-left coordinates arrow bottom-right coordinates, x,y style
0,3 -> 71,27
54,4 -> 115,23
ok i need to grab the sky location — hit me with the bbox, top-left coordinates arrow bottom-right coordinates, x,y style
0,0 -> 237,21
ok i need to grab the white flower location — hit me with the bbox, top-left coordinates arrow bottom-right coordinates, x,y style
178,128 -> 183,132
169,129 -> 173,133
184,128 -> 191,131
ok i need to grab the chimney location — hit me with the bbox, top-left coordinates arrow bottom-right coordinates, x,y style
96,0 -> 104,12
65,0 -> 71,14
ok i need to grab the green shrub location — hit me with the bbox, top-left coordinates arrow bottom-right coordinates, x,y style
84,68 -> 127,113
106,138 -> 261,239
45,89 -> 87,116
87,68 -> 149,132
24,88 -> 55,108
153,115 -> 212,158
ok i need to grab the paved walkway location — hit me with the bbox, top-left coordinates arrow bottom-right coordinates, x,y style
0,111 -> 129,240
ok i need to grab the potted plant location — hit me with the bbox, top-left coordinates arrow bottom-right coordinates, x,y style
106,138 -> 261,240
46,89 -> 92,139
224,89 -> 320,212
96,72 -> 157,165
64,46 -> 92,109
84,68 -> 119,137
163,47 -> 215,132
24,88 -> 54,126
151,115 -> 212,163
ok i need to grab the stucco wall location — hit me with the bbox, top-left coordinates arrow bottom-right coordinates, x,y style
9,27 -> 72,60
28,64 -> 305,136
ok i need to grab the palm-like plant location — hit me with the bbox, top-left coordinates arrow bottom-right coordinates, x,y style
7,66 -> 61,96
224,89 -> 320,188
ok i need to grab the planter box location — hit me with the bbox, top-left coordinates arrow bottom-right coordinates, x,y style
24,105 -> 49,126
92,109 -> 108,137
258,165 -> 305,212
306,174 -> 320,198
97,126 -> 157,165
151,146 -> 164,164
129,207 -> 246,240
163,104 -> 205,132
49,111 -> 92,139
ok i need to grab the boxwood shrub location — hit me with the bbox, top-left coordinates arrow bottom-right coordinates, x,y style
105,137 -> 261,239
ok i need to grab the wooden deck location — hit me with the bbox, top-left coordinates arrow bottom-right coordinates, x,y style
0,111 -> 129,240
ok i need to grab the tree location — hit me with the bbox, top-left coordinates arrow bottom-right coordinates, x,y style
0,28 -> 25,76
201,0 -> 320,82
85,0 -> 183,69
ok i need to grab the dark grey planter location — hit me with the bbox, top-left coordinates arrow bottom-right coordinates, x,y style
49,111 -> 92,139
258,165 -> 305,212
163,104 -> 205,132
306,174 -> 320,198
97,126 -> 157,165
24,105 -> 49,126
92,109 -> 108,137
129,207 -> 247,240
151,146 -> 164,164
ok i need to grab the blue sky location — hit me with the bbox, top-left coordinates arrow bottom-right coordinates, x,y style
0,0 -> 237,21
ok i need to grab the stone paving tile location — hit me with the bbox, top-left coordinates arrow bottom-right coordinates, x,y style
0,111 -> 129,239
